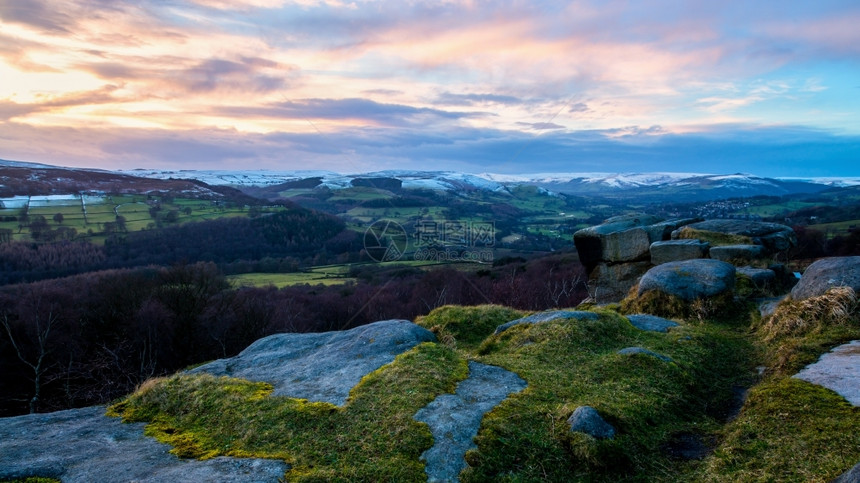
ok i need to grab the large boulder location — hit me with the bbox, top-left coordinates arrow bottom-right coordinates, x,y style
574,214 -> 661,272
673,220 -> 796,253
650,240 -> 709,265
637,259 -> 736,301
790,256 -> 860,301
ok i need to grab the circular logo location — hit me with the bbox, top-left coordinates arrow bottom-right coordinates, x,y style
364,219 -> 408,262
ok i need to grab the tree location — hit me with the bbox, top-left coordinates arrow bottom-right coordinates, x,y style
53,213 -> 64,225
2,311 -> 59,414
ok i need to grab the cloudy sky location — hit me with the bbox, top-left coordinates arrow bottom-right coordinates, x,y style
1,0 -> 859,176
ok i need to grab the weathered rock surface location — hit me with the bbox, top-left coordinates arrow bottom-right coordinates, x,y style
626,314 -> 679,333
793,340 -> 860,406
618,346 -> 673,362
835,461 -> 860,483
673,220 -> 796,253
650,239 -> 709,265
567,406 -> 615,439
494,310 -> 599,335
588,261 -> 652,303
709,244 -> 766,262
414,361 -> 527,482
790,256 -> 860,301
737,266 -> 776,286
0,406 -> 289,482
637,259 -> 736,301
190,319 -> 435,406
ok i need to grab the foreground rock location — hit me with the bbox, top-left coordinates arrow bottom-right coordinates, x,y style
414,362 -> 527,482
190,320 -> 435,406
637,259 -> 736,301
793,340 -> 860,406
626,314 -> 679,333
567,406 -> 615,439
0,406 -> 289,482
790,256 -> 860,301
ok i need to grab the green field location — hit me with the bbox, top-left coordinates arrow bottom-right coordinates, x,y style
0,194 -> 277,244
808,219 -> 860,237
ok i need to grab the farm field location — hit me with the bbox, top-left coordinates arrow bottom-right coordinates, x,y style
0,194 -> 273,243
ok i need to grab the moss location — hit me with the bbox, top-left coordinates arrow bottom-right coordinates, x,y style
698,378 -> 860,482
675,227 -> 754,247
415,304 -> 525,351
109,343 -> 467,482
461,310 -> 756,482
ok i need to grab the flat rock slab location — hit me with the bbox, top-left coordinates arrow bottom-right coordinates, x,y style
494,310 -> 599,335
414,361 -> 527,482
650,239 -> 709,265
793,340 -> 860,406
626,314 -> 679,333
835,461 -> 860,483
190,319 -> 435,406
0,406 -> 288,482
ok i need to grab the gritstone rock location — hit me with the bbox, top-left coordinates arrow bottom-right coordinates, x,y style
637,259 -> 736,301
190,319 -> 436,406
650,240 -> 710,265
626,314 -> 679,333
0,406 -> 289,483
790,256 -> 860,301
567,406 -> 615,439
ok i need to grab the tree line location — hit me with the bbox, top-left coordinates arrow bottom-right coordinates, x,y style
0,254 -> 586,416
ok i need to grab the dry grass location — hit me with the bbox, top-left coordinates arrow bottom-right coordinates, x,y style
761,287 -> 858,342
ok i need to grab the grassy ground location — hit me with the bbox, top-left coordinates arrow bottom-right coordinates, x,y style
105,288 -> 860,482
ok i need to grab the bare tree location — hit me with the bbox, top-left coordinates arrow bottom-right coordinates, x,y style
2,311 -> 59,413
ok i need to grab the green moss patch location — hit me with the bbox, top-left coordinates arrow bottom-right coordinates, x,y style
416,304 -> 525,351
675,227 -> 754,247
699,378 -> 860,482
461,310 -> 756,481
110,342 -> 467,482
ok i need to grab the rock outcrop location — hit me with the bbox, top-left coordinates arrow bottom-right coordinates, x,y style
790,256 -> 860,301
575,215 -> 795,303
190,319 -> 435,406
673,220 -> 797,253
574,215 -> 702,302
618,346 -> 673,362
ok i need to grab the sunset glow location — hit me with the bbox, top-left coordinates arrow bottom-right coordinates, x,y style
1,0 -> 859,175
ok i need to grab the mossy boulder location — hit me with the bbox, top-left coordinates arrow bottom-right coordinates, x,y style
673,220 -> 796,253
637,259 -> 736,301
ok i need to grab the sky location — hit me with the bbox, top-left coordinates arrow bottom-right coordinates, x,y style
1,0 -> 859,177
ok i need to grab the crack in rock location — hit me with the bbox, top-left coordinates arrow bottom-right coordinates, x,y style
414,361 -> 527,482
